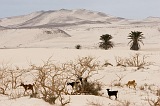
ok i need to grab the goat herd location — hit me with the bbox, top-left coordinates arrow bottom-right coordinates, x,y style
19,78 -> 137,100
106,79 -> 137,100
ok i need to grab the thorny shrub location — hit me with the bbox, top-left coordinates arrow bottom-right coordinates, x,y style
31,57 -> 70,105
115,53 -> 153,69
0,56 -> 103,105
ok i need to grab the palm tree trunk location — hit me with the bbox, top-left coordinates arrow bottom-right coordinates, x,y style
131,42 -> 139,50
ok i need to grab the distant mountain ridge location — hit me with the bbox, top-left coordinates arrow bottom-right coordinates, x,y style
0,9 -> 126,28
1,9 -> 160,29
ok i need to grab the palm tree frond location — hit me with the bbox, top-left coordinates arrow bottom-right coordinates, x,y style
99,34 -> 114,50
128,31 -> 144,50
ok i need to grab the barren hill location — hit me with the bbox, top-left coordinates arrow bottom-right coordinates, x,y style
0,9 -> 125,28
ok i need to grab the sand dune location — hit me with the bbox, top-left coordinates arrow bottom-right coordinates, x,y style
0,28 -> 70,48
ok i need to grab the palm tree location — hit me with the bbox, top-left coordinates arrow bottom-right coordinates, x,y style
99,34 -> 114,50
128,31 -> 145,50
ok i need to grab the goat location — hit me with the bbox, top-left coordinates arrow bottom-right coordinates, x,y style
67,81 -> 81,95
20,82 -> 34,94
67,82 -> 80,88
77,76 -> 88,85
106,89 -> 118,99
126,80 -> 137,89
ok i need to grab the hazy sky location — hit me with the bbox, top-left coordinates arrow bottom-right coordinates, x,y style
0,0 -> 160,19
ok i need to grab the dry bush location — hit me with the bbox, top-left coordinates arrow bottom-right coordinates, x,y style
69,56 -> 100,78
0,56 -> 102,104
66,56 -> 102,95
31,57 -> 70,105
80,81 -> 103,95
0,64 -> 27,95
115,57 -> 126,67
112,74 -> 125,87
29,56 -> 102,105
147,97 -> 160,106
7,67 -> 28,89
115,53 -> 153,69
0,65 -> 10,94
125,53 -> 151,68
116,74 -> 126,81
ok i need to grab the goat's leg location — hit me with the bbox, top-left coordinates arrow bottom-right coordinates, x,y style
31,89 -> 34,94
31,87 -> 34,94
115,95 -> 117,99
134,85 -> 136,90
109,96 -> 111,99
24,90 -> 26,95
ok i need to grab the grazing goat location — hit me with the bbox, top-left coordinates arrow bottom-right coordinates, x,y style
126,80 -> 137,89
20,82 -> 34,94
106,89 -> 118,99
67,82 -> 80,88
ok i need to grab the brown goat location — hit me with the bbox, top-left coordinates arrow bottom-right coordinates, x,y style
126,80 -> 137,89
